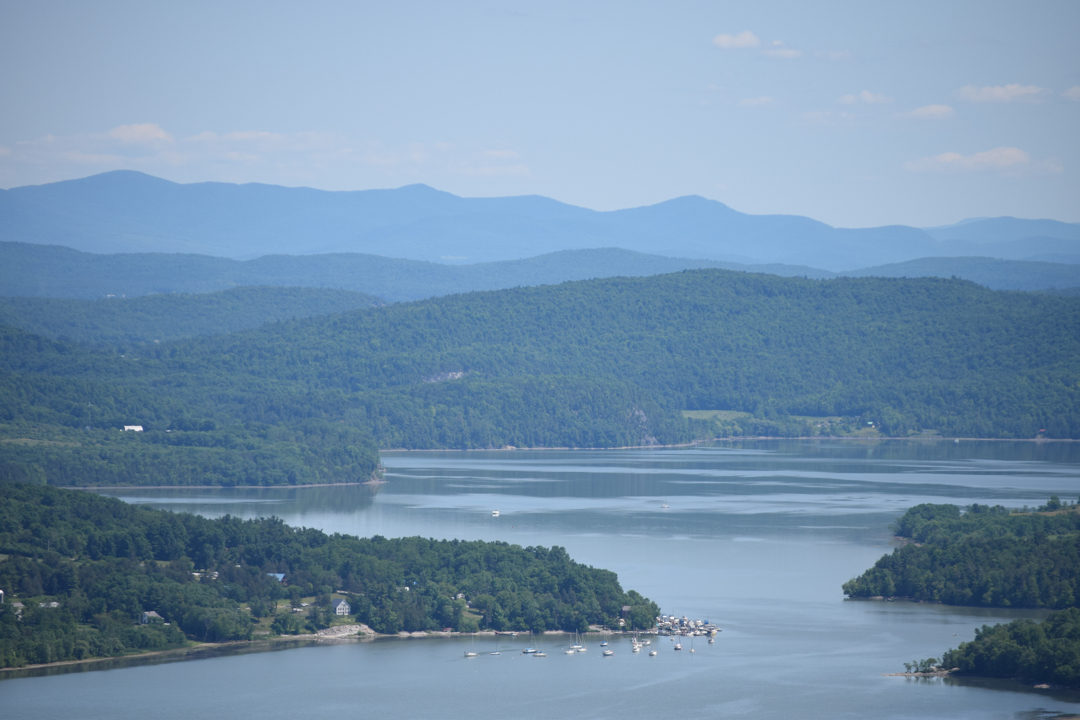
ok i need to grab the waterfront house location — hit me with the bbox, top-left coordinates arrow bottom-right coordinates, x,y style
332,599 -> 351,616
141,610 -> 163,624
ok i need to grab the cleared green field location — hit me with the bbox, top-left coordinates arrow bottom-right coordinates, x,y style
681,410 -> 752,421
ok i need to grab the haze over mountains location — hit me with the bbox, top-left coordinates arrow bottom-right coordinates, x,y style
3,171 -> 1078,271
2,242 -> 1079,302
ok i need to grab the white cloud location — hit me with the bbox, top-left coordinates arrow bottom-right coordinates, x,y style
904,146 -> 1030,172
839,90 -> 893,105
738,96 -> 774,107
712,31 -> 759,49
107,123 -> 173,145
0,123 -> 542,191
957,84 -> 1046,103
1063,86 -> 1080,101
762,48 -> 801,59
905,104 -> 954,119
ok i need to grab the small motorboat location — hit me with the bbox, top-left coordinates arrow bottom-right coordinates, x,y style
523,647 -> 536,654
492,510 -> 500,517
674,643 -> 682,651
533,652 -> 547,657
649,650 -> 658,657
464,652 -> 478,658
600,641 -> 608,647
603,650 -> 614,657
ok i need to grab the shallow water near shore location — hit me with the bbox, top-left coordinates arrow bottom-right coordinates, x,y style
5,440 -> 1080,719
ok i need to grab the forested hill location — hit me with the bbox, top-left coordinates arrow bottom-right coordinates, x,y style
4,241 -> 1080,303
2,270 -> 1078,487
138,270 -> 1080,438
0,286 -> 384,347
844,501 -> 1080,608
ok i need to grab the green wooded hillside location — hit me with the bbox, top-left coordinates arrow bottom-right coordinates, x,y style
0,482 -> 658,668
0,286 -> 383,348
2,269 -> 1079,486
939,608 -> 1080,687
843,502 -> 1080,608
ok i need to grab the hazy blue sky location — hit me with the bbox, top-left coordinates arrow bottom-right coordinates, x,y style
1,1 -> 1077,226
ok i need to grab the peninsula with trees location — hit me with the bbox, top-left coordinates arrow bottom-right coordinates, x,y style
846,499 -> 1080,687
0,482 -> 658,669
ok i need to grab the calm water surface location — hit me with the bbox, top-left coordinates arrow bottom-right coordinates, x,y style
4,440 -> 1080,719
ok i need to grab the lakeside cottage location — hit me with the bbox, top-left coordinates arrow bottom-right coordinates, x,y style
332,599 -> 351,616
141,611 -> 163,624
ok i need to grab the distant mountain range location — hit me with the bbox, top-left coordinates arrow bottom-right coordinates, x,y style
3,242 -> 1078,302
3,171 -> 1077,271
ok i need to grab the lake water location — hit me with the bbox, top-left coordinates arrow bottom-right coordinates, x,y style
4,440 -> 1080,719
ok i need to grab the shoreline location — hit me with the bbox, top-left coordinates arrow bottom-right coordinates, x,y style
379,435 -> 1080,453
63,436 -> 1077,490
0,626 -> 632,676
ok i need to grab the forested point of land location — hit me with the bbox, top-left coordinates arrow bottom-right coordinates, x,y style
0,482 -> 658,668
938,608 -> 1080,687
843,499 -> 1080,609
2,268 -> 1079,487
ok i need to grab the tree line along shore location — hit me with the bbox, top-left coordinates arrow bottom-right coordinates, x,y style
0,482 -> 658,669
845,499 -> 1080,687
3,270 -> 1079,490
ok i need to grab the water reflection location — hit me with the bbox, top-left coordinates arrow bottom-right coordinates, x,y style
49,440 -> 1080,720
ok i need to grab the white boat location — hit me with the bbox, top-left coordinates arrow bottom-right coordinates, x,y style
649,650 -> 657,656
603,650 -> 614,657
577,646 -> 587,652
491,510 -> 499,517
523,647 -> 536,654
600,641 -> 608,647
708,637 -> 715,644
632,645 -> 641,652
565,648 -> 576,654
674,642 -> 682,651
533,652 -> 547,657
464,651 -> 478,658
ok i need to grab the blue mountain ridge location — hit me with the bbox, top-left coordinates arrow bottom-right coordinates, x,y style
2,170 -> 1077,271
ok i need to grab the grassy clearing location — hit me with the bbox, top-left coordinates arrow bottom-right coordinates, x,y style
681,410 -> 752,421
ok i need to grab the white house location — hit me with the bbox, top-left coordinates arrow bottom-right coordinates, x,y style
123,425 -> 144,432
332,599 -> 351,616
141,610 -> 163,624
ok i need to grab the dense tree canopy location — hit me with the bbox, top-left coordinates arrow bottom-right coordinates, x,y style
940,608 -> 1080,687
843,502 -> 1080,609
0,286 -> 383,348
0,482 -> 658,668
2,269 -> 1079,486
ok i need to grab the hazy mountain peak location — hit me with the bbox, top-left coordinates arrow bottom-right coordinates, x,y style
2,172 -> 1077,270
